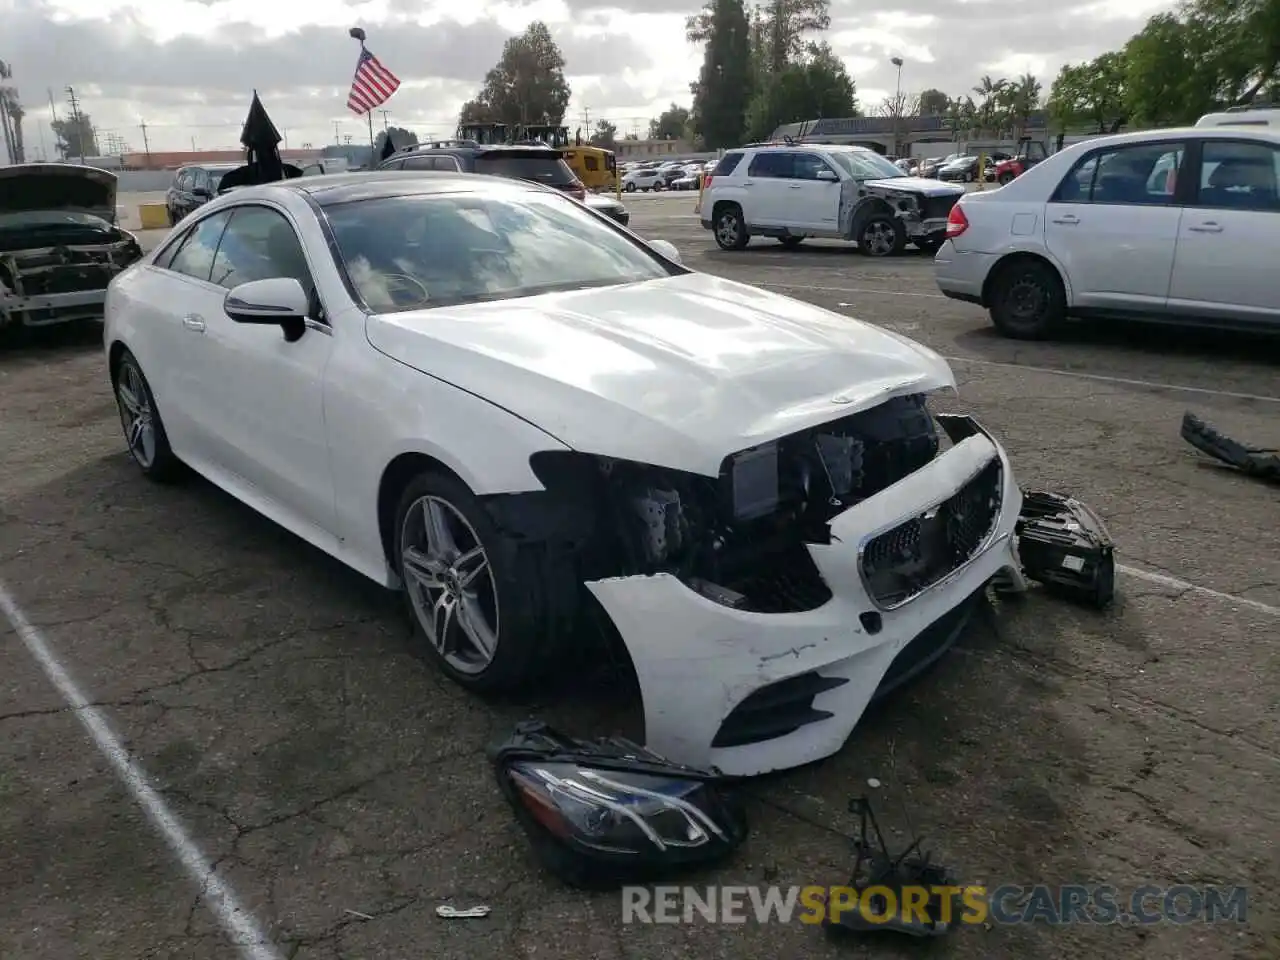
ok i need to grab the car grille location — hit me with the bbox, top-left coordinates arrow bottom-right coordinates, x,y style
920,195 -> 959,221
860,458 -> 1003,608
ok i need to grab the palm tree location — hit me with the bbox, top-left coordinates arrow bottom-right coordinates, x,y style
972,75 -> 1009,137
1005,73 -> 1042,139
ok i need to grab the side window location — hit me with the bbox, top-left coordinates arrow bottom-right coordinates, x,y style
711,152 -> 743,176
153,225 -> 195,270
166,210 -> 234,283
209,206 -> 313,292
401,155 -> 438,170
747,152 -> 792,178
1196,140 -> 1280,212
193,170 -> 209,194
585,155 -> 599,171
380,159 -> 405,170
792,153 -> 836,180
1053,143 -> 1184,206
175,170 -> 191,191
436,155 -> 461,171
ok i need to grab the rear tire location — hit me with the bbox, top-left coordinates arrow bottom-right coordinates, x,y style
112,349 -> 184,482
779,236 -> 804,249
988,259 -> 1066,340
713,204 -> 749,250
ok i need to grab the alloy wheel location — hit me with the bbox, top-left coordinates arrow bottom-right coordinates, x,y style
399,495 -> 500,675
862,220 -> 897,256
716,214 -> 740,247
115,361 -> 157,468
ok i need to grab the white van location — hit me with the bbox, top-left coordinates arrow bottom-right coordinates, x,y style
1196,105 -> 1280,128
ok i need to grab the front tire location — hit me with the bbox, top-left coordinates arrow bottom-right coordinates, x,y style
394,470 -> 559,694
998,171 -> 1016,186
112,349 -> 184,482
857,214 -> 905,257
625,182 -> 636,192
988,259 -> 1066,340
713,204 -> 749,250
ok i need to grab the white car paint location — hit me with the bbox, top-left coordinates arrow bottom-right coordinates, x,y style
104,174 -> 1028,777
933,125 -> 1280,334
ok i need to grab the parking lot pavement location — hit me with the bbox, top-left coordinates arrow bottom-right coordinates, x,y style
3,196 -> 1279,960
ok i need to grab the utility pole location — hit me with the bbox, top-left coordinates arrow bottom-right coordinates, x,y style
47,88 -> 62,160
65,85 -> 85,160
333,121 -> 340,144
138,120 -> 151,164
582,106 -> 591,132
379,109 -> 390,131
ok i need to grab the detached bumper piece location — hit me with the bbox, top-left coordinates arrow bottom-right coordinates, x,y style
1014,491 -> 1116,609
1182,411 -> 1279,483
489,721 -> 747,890
823,796 -> 958,939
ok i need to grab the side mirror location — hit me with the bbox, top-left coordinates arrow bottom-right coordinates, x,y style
649,239 -> 681,264
816,169 -> 839,182
224,277 -> 309,325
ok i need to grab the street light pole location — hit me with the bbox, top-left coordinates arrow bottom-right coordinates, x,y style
891,56 -> 904,156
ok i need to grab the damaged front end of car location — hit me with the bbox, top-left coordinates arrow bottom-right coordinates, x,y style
0,163 -> 145,330
842,179 -> 963,245
484,389 -> 1032,776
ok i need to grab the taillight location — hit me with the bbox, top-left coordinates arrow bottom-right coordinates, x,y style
945,204 -> 969,239
702,174 -> 714,188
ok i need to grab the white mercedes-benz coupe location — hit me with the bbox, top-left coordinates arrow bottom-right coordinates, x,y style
103,170 -> 1028,776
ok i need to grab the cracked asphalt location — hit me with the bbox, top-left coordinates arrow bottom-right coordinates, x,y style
2,191 -> 1278,960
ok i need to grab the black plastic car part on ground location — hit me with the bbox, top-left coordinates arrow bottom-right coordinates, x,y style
489,721 -> 747,890
1014,491 -> 1116,608
1182,412 -> 1280,482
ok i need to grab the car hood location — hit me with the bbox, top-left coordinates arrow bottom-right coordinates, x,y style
585,194 -> 623,211
0,163 -> 118,221
364,272 -> 955,476
863,176 -> 965,198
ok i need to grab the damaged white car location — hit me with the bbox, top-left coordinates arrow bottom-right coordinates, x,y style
0,164 -> 144,331
103,171 -> 1030,777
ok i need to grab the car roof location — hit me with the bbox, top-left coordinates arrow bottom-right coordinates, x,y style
263,170 -> 554,207
1073,126 -> 1280,148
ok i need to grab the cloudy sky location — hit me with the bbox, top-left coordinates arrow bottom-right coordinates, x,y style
6,0 -> 1174,156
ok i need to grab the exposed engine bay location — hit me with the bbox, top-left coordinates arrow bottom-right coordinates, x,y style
0,232 -> 143,328
500,393 -> 1002,618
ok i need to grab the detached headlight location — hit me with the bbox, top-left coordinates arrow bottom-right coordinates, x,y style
490,721 -> 748,889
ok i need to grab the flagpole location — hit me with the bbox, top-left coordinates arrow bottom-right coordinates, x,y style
349,26 -> 378,167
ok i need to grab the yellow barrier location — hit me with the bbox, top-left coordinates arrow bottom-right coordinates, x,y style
138,203 -> 169,229
976,153 -> 986,191
695,173 -> 706,216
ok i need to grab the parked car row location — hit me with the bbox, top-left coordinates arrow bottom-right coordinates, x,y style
619,159 -> 710,192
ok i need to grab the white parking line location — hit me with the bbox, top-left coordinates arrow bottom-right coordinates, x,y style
1118,564 -> 1279,617
0,581 -> 282,960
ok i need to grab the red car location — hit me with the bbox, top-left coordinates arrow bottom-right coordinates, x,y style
991,138 -> 1048,185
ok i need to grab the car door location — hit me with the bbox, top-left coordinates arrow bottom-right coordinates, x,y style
1167,138 -> 1280,327
1043,139 -> 1187,311
136,209 -> 236,455
742,152 -> 792,227
201,203 -> 338,535
787,152 -> 842,232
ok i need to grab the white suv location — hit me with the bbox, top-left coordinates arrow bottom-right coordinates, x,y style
701,143 -> 965,256
933,126 -> 1280,339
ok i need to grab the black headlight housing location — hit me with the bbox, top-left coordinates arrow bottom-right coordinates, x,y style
489,721 -> 748,890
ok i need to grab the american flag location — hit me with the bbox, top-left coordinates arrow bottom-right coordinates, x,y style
346,47 -> 400,115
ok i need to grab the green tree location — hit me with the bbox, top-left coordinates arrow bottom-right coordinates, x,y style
944,96 -> 977,141
590,119 -> 617,148
1123,13 -> 1209,125
691,0 -> 753,149
52,114 -> 98,158
373,125 -> 418,156
649,104 -> 691,140
1047,53 -> 1127,132
917,88 -> 950,116
1003,73 -> 1042,138
744,41 -> 857,141
687,0 -> 829,72
971,75 -> 1009,136
462,21 -> 571,127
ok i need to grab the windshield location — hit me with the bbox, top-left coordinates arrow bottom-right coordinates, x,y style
327,191 -> 675,313
208,172 -> 225,191
0,210 -> 114,231
474,153 -> 576,186
828,150 -> 905,180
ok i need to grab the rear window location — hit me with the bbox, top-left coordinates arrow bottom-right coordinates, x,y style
712,152 -> 744,176
475,152 -> 576,185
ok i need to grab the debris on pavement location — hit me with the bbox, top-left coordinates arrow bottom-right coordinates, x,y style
342,909 -> 374,921
436,904 -> 492,919
1015,490 -> 1117,609
1181,411 -> 1280,483
489,720 -> 747,890
822,795 -> 959,939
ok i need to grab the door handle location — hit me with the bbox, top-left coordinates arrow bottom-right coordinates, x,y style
741,180 -> 753,187
788,183 -> 803,189
181,314 -> 206,332
1051,215 -> 1079,225
1188,222 -> 1223,233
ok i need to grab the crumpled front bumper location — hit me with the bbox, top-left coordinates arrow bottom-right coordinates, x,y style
585,415 -> 1026,777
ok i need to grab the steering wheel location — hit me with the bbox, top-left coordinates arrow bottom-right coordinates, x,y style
379,273 -> 431,308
